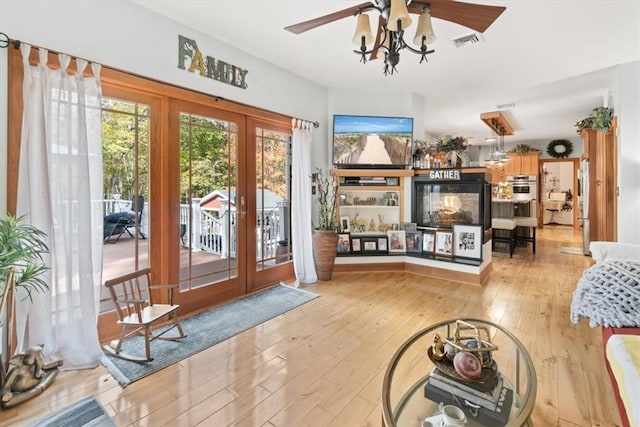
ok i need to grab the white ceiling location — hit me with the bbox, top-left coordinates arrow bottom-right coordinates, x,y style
132,0 -> 639,145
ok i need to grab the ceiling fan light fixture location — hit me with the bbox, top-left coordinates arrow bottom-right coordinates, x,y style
353,13 -> 374,46
413,11 -> 436,46
387,0 -> 412,32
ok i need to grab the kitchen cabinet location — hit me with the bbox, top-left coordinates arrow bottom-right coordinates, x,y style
504,152 -> 540,176
492,167 -> 507,183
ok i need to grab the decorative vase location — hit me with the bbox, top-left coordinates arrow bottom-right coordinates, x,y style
445,150 -> 459,168
312,229 -> 339,281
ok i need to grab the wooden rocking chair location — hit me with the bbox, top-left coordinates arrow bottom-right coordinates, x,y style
103,268 -> 186,363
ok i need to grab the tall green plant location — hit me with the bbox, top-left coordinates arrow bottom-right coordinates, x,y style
0,215 -> 49,320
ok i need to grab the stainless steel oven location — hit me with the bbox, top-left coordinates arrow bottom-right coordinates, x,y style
507,175 -> 537,200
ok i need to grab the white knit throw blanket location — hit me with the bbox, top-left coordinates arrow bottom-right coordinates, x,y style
570,259 -> 640,327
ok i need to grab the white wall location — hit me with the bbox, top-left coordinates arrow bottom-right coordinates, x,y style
616,61 -> 640,244
0,0 -> 329,166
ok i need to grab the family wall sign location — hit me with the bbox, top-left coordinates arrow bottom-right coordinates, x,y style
178,35 -> 248,89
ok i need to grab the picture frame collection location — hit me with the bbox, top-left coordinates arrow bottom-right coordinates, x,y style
336,223 -> 483,260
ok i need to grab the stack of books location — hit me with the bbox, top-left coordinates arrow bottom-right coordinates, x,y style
424,367 -> 513,426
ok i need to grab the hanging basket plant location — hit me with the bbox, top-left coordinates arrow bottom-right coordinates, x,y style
546,139 -> 573,158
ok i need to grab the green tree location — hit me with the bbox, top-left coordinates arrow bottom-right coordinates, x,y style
102,99 -> 149,203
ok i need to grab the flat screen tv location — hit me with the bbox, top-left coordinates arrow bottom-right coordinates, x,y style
333,114 -> 413,169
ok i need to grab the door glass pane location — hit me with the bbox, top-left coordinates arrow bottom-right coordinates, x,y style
180,112 -> 238,290
101,98 -> 150,312
255,127 -> 292,270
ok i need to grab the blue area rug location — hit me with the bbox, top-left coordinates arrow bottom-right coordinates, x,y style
28,396 -> 115,427
101,284 -> 318,387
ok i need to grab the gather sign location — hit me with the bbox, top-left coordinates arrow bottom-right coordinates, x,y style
178,35 -> 248,90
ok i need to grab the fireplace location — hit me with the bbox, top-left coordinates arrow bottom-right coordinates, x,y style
412,171 -> 492,243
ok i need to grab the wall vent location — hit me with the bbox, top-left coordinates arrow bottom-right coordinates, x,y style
452,33 -> 483,48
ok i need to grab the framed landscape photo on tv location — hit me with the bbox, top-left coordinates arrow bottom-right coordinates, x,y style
332,115 -> 413,169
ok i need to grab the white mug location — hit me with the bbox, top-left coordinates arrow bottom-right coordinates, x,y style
438,403 -> 467,426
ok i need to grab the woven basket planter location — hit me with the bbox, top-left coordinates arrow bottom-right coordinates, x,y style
312,229 -> 339,281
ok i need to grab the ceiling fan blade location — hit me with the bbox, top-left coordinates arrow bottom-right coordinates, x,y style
285,2 -> 373,34
410,0 -> 506,33
369,15 -> 385,61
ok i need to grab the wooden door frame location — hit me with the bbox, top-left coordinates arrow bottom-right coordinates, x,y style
169,99 -> 249,311
538,157 -> 580,231
246,118 -> 295,291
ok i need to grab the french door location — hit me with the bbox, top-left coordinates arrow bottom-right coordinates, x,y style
171,101 -> 293,308
246,118 -> 293,290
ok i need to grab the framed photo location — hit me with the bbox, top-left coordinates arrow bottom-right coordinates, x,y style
340,215 -> 350,232
337,232 -> 351,254
434,230 -> 454,257
422,230 -> 435,254
406,231 -> 422,253
351,237 -> 362,253
400,222 -> 417,232
377,236 -> 389,253
453,224 -> 483,260
387,230 -> 406,253
362,238 -> 378,253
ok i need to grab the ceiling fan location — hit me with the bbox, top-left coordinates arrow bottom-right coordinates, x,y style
285,0 -> 506,75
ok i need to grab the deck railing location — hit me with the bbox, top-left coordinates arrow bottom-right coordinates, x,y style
105,198 -> 287,260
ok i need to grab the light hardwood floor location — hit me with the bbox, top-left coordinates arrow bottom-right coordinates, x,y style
0,226 -> 622,426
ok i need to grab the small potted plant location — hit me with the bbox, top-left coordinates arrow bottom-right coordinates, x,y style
312,168 -> 339,281
436,135 -> 469,167
574,106 -> 614,133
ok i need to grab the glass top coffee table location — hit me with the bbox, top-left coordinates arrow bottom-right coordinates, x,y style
382,318 -> 536,427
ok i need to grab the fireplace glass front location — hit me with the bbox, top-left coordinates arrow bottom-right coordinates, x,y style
412,173 -> 491,240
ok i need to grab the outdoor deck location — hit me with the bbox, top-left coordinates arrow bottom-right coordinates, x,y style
101,236 -> 232,312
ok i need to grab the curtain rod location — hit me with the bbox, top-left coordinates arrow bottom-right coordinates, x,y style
293,117 -> 320,128
0,32 -> 20,49
1,31 -> 321,129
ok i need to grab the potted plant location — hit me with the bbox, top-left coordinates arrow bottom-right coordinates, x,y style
574,106 -> 614,133
436,135 -> 469,167
0,215 -> 49,395
312,168 -> 339,281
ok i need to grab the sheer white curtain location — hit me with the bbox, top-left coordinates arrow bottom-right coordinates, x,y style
291,119 -> 317,284
15,44 -> 103,369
